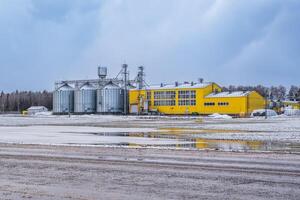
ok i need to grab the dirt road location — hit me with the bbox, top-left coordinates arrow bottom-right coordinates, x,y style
0,144 -> 300,200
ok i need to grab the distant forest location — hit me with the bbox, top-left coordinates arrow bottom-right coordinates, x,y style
0,85 -> 299,112
222,85 -> 300,101
0,91 -> 52,113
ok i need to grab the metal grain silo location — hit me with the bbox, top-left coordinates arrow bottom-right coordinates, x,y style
97,83 -> 124,113
74,83 -> 96,114
53,84 -> 74,114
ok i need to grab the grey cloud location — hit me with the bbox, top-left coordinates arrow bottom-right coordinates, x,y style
0,0 -> 299,91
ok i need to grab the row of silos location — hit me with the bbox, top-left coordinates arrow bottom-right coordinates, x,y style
53,82 -> 125,114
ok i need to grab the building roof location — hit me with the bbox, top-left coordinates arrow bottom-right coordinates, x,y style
205,91 -> 252,98
130,82 -> 213,91
57,84 -> 74,91
80,84 -> 96,90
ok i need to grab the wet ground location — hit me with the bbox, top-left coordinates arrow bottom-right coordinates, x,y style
0,115 -> 300,199
72,131 -> 300,153
0,124 -> 300,153
1,144 -> 300,200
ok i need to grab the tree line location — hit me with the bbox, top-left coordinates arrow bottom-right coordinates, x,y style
222,85 -> 300,100
0,91 -> 52,113
0,85 -> 299,112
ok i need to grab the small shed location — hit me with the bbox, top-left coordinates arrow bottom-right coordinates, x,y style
27,106 -> 48,115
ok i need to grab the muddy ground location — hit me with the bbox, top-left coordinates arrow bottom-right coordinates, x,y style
0,115 -> 300,199
1,144 -> 300,200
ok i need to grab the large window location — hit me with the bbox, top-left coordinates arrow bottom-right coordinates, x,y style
153,91 -> 176,106
146,91 -> 152,106
154,100 -> 176,106
178,90 -> 196,106
146,91 -> 152,100
154,91 -> 176,99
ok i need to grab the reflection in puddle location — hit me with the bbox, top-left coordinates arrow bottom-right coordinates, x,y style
69,131 -> 300,153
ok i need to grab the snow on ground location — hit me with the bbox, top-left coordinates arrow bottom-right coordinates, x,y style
0,114 -> 300,144
190,117 -> 300,142
0,125 -> 188,146
0,114 -> 136,126
193,131 -> 300,142
201,117 -> 300,132
208,113 -> 232,119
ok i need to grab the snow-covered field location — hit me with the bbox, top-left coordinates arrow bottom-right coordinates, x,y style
196,116 -> 300,142
0,125 -> 186,145
1,115 -> 299,199
0,114 -> 299,146
0,114 -> 133,126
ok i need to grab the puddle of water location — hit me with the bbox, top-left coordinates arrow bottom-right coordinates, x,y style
67,131 -> 300,153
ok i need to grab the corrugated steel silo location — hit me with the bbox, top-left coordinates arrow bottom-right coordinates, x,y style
74,83 -> 96,114
53,84 -> 74,114
97,83 -> 124,113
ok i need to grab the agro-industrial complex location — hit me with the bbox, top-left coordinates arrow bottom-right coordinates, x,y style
53,65 -> 265,117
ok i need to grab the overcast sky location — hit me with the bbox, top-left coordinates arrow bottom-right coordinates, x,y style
0,0 -> 299,91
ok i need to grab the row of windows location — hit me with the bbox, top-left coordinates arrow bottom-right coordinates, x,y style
154,100 -> 176,106
178,99 -> 196,106
146,91 -> 152,106
204,102 -> 215,106
218,102 -> 229,106
154,91 -> 176,99
204,102 -> 230,106
149,90 -> 197,99
153,100 -> 197,106
146,91 -> 151,100
178,90 -> 196,99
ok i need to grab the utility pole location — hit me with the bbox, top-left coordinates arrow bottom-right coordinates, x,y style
68,92 -> 71,118
122,64 -> 128,115
137,66 -> 145,115
265,90 -> 269,119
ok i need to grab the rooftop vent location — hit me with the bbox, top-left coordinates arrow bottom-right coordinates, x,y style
198,78 -> 204,84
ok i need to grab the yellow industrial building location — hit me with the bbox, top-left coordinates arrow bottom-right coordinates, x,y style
129,82 -> 265,117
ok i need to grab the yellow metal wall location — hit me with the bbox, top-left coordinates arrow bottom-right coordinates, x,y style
202,91 -> 265,116
246,91 -> 266,114
202,96 -> 247,116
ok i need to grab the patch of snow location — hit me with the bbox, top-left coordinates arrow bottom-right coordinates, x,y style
194,131 -> 300,142
0,115 -> 137,126
0,126 -> 183,146
208,113 -> 232,119
34,111 -> 53,116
